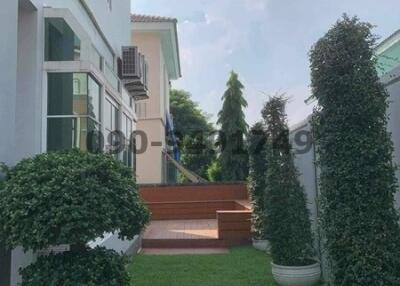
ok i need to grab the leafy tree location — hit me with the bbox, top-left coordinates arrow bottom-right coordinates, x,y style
0,149 -> 149,251
20,247 -> 130,286
170,89 -> 216,179
217,71 -> 248,181
207,159 -> 223,182
264,96 -> 314,266
248,122 -> 268,239
310,15 -> 400,285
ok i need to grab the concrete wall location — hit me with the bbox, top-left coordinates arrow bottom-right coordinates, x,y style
289,118 -> 332,281
133,32 -> 170,184
0,0 -> 19,166
136,119 -> 165,184
133,32 -> 162,119
383,67 -> 400,209
15,2 -> 43,162
84,0 -> 131,56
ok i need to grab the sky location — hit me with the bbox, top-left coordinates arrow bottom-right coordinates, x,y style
131,0 -> 400,127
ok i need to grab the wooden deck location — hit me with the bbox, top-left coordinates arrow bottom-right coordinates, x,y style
139,183 -> 252,249
143,219 -> 218,240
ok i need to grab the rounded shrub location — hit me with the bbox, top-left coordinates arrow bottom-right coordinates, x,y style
0,149 -> 150,251
20,247 -> 130,286
310,15 -> 400,285
248,122 -> 268,239
263,96 -> 314,266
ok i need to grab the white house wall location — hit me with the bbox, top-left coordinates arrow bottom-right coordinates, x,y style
383,67 -> 400,209
0,0 -> 19,166
1,1 -> 134,285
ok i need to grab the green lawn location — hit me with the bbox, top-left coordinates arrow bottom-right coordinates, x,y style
128,247 -> 275,286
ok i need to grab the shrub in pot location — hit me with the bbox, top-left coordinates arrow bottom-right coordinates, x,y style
0,150 -> 150,285
263,96 -> 320,286
311,15 -> 400,285
248,122 -> 270,251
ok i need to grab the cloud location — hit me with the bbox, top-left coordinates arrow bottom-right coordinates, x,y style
134,0 -> 400,128
183,10 -> 207,24
243,0 -> 267,11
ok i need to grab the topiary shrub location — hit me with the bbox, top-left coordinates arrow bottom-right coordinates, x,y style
20,247 -> 130,286
263,96 -> 314,266
0,149 -> 150,251
248,122 -> 268,239
310,15 -> 400,285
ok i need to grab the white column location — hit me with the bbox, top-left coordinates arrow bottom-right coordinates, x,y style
0,0 -> 18,166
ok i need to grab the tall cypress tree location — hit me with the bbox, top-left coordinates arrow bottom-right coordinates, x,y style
217,71 -> 248,181
248,122 -> 268,239
263,96 -> 314,266
311,15 -> 400,285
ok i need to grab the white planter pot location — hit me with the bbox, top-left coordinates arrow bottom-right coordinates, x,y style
252,239 -> 270,253
271,261 -> 321,286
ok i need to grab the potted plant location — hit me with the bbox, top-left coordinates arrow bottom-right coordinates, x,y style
248,122 -> 270,252
263,96 -> 320,286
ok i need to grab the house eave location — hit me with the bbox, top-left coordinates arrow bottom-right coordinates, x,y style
132,21 -> 181,80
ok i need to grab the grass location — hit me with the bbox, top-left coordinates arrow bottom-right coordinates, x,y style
128,247 -> 275,286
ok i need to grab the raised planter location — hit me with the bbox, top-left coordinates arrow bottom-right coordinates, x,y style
271,261 -> 321,286
252,239 -> 270,253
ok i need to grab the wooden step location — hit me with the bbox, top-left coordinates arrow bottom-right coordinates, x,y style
142,238 -> 251,249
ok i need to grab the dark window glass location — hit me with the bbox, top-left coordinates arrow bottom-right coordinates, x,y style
45,18 -> 81,61
88,76 -> 101,120
48,73 -> 100,121
48,73 -> 86,116
47,118 -> 99,152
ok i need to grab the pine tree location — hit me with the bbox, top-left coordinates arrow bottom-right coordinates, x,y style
217,71 -> 248,181
311,15 -> 400,285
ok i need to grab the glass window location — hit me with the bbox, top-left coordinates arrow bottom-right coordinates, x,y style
47,118 -> 99,152
88,76 -> 101,121
122,113 -> 134,168
48,73 -> 100,121
47,73 -> 101,152
104,96 -> 119,132
104,96 -> 120,155
45,18 -> 81,61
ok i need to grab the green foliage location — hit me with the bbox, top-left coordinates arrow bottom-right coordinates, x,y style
0,149 -> 149,251
248,122 -> 268,239
206,159 -> 223,182
263,96 -> 314,266
181,134 -> 216,179
20,247 -> 130,286
217,71 -> 249,181
310,15 -> 400,285
170,89 -> 216,179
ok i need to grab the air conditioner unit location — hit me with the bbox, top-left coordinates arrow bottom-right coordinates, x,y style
121,46 -> 149,100
122,46 -> 140,78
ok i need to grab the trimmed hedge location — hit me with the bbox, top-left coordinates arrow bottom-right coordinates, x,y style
248,122 -> 268,239
0,149 -> 150,251
20,247 -> 130,286
310,15 -> 400,284
263,96 -> 314,266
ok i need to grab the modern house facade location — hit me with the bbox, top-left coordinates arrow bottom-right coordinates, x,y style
131,15 -> 182,184
0,1 -> 145,285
